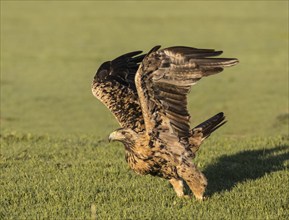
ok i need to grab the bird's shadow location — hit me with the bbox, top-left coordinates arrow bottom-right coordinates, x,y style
202,144 -> 289,197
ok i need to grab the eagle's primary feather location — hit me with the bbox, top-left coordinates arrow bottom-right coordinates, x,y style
92,45 -> 238,200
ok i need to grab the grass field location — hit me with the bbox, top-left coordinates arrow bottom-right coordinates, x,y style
1,1 -> 288,219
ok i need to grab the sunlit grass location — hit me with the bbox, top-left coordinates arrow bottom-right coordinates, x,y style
1,1 -> 288,219
0,133 -> 288,219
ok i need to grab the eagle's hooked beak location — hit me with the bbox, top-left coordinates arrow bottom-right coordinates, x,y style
108,132 -> 114,142
108,131 -> 123,142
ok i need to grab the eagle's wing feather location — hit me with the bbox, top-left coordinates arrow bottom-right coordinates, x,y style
92,51 -> 146,132
135,46 -> 238,146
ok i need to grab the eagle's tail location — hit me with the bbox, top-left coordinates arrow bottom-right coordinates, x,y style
189,112 -> 226,153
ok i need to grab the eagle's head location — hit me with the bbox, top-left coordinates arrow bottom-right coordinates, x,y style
108,128 -> 138,146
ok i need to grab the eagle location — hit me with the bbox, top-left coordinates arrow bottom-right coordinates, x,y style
92,46 -> 238,200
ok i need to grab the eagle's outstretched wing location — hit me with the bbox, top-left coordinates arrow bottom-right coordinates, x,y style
135,46 -> 238,147
92,51 -> 146,132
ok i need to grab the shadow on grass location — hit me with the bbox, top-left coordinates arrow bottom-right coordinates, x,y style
203,145 -> 289,196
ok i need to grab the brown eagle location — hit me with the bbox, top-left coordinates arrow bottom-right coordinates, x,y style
92,46 -> 238,200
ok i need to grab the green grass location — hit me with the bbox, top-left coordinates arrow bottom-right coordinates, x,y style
1,1 -> 288,219
1,133 -> 288,219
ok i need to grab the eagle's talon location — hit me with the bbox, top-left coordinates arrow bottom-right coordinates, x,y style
182,195 -> 192,199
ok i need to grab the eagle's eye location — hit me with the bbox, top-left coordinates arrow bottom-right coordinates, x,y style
121,131 -> 126,135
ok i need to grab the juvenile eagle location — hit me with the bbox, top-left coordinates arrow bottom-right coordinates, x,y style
92,46 -> 238,200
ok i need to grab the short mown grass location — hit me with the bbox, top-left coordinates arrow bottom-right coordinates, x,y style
1,133 -> 288,219
1,1 -> 288,219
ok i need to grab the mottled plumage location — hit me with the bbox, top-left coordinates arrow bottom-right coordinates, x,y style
92,46 -> 238,200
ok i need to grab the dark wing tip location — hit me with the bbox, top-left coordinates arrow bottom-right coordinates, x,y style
94,49 -> 146,90
147,45 -> 161,55
113,50 -> 143,62
193,112 -> 227,139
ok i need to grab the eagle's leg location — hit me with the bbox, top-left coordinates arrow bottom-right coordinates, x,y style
169,178 -> 189,198
177,163 -> 207,200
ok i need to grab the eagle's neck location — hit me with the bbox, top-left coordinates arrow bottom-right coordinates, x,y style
123,133 -> 151,159
123,141 -> 136,152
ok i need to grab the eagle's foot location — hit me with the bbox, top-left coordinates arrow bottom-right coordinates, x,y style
194,194 -> 205,201
177,163 -> 207,201
169,178 -> 185,198
169,178 -> 194,199
180,194 -> 192,199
